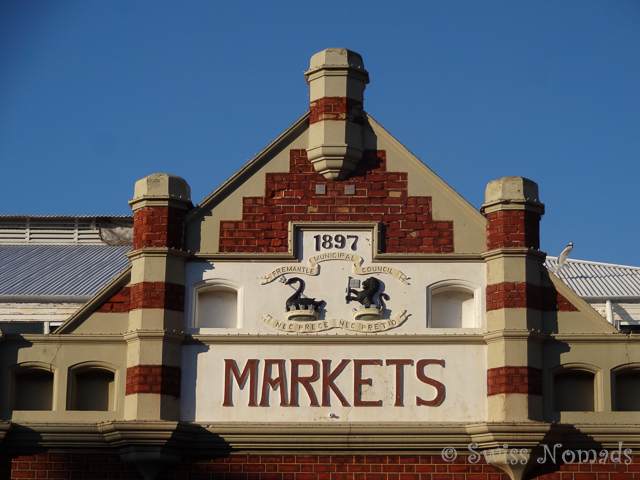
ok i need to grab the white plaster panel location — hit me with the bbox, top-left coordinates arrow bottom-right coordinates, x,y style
309,76 -> 349,101
180,343 -> 486,423
185,229 -> 486,335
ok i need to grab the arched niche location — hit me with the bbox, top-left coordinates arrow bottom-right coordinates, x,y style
68,362 -> 117,411
191,279 -> 243,329
612,364 -> 640,412
552,364 -> 600,412
11,363 -> 55,411
428,280 -> 481,329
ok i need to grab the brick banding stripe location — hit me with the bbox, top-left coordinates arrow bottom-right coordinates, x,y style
96,286 -> 131,313
486,210 -> 540,250
96,283 -> 184,313
486,282 -> 539,311
219,150 -> 454,254
543,288 -> 579,312
129,282 -> 184,312
487,366 -> 542,396
486,282 -> 578,312
126,364 -> 181,396
133,205 -> 186,250
309,96 -> 364,125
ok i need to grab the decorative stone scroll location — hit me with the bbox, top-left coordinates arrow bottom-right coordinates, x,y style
261,310 -> 409,334
260,253 -> 410,285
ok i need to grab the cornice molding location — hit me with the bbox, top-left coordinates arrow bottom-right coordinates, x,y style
124,330 -> 185,345
127,248 -> 191,261
481,248 -> 547,261
185,333 -> 486,345
545,333 -> 636,343
3,421 -> 639,452
484,330 -> 547,344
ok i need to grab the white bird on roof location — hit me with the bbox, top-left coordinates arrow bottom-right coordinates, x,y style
553,242 -> 573,274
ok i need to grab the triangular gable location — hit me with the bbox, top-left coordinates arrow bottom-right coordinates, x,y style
185,113 -> 309,255
55,265 -> 132,334
365,115 -> 486,253
185,113 -> 486,257
543,269 -> 619,334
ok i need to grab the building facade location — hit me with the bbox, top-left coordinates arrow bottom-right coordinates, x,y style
1,49 -> 640,480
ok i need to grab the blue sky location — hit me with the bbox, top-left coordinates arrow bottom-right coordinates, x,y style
1,1 -> 639,266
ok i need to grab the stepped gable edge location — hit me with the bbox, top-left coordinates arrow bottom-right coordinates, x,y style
218,149 -> 454,254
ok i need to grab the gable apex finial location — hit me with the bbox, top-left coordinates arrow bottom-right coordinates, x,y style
305,48 -> 369,180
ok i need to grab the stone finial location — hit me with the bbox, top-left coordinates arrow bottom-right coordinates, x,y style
129,173 -> 192,211
482,177 -> 544,215
305,48 -> 369,180
305,48 -> 369,102
128,173 -> 192,251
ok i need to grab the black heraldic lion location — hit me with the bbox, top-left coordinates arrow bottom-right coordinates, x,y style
346,277 -> 389,310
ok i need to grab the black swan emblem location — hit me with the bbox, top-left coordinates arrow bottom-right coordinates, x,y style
284,277 -> 324,311
346,277 -> 389,310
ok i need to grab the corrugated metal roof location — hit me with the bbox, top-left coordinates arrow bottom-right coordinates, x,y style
545,256 -> 640,298
0,245 -> 130,295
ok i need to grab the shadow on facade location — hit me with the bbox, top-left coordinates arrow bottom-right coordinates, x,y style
526,426 -> 628,479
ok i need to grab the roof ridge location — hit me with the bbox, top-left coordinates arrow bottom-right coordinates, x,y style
546,256 -> 640,271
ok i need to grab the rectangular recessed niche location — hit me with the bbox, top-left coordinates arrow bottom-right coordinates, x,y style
614,371 -> 640,411
70,369 -> 115,411
197,288 -> 239,328
13,370 -> 54,411
345,185 -> 355,195
554,371 -> 595,411
315,185 -> 326,195
431,289 -> 475,328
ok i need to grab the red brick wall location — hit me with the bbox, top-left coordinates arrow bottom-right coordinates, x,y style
129,282 -> 184,312
133,206 -> 186,251
96,282 -> 184,313
487,283 -> 578,312
4,453 -> 139,479
97,286 -> 131,313
486,282 -> 538,311
486,210 -> 540,251
158,454 -> 640,480
309,97 -> 363,125
487,366 -> 542,396
529,459 -> 640,480
159,454 -> 509,480
126,364 -> 181,396
543,289 -> 580,313
4,452 -> 640,479
219,150 -> 454,254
